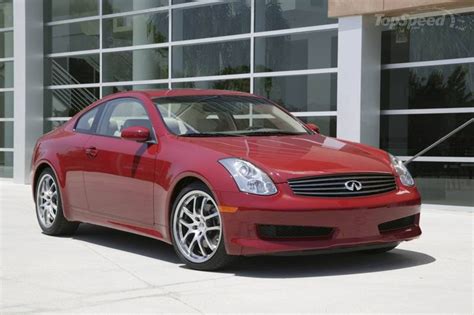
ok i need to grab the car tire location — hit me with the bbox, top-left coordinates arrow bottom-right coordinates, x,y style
363,244 -> 398,254
35,168 -> 79,236
170,182 -> 236,271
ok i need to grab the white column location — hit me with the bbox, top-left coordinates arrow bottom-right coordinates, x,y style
336,15 -> 381,147
133,0 -> 157,83
13,0 -> 44,184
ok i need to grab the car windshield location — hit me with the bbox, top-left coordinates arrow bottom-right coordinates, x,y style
153,95 -> 309,137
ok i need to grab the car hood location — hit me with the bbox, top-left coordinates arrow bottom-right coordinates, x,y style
179,135 -> 393,183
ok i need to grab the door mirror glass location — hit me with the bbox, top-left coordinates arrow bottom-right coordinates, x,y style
121,126 -> 150,142
306,123 -> 320,133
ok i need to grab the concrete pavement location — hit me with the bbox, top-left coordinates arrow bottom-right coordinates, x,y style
0,181 -> 472,313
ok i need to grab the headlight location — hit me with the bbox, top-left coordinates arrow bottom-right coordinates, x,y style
389,154 -> 415,187
219,158 -> 278,195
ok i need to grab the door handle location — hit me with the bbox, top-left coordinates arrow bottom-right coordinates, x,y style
85,146 -> 98,158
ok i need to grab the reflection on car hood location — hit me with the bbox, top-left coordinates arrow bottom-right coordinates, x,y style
180,134 -> 393,183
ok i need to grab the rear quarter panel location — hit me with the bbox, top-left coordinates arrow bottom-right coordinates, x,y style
32,121 -> 90,219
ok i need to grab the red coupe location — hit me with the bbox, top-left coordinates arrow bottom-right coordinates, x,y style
31,90 -> 421,270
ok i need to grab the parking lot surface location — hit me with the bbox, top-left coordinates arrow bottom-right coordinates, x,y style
1,181 -> 472,313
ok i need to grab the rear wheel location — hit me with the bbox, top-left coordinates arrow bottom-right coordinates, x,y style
170,182 -> 235,270
35,168 -> 79,235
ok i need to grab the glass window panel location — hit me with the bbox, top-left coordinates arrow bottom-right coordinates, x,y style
382,13 -> 474,64
102,84 -> 168,96
172,40 -> 250,78
297,116 -> 337,137
48,20 -> 100,53
255,30 -> 337,72
103,48 -> 168,82
103,12 -> 168,48
0,31 -> 13,59
254,74 -> 337,112
0,121 -> 13,148
407,162 -> 474,207
172,79 -> 250,92
380,113 -> 474,157
44,120 -> 68,133
103,0 -> 168,14
97,99 -> 150,137
172,0 -> 250,41
0,1 -> 13,28
46,0 -> 99,22
44,88 -> 100,117
381,64 -> 474,110
47,55 -> 100,85
0,61 -> 13,88
0,151 -> 13,178
0,91 -> 13,118
255,0 -> 335,32
76,106 -> 100,133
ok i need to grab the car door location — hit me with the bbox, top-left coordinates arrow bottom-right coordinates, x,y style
62,105 -> 103,213
82,97 -> 157,224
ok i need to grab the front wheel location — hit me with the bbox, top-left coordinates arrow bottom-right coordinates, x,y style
170,182 -> 235,271
35,168 -> 79,235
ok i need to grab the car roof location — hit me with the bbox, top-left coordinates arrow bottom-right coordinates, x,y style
106,89 -> 255,100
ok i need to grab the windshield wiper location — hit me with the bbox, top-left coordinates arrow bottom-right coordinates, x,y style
179,132 -> 241,137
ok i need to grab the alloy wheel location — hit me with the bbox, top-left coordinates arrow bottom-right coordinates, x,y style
172,190 -> 222,264
36,174 -> 58,228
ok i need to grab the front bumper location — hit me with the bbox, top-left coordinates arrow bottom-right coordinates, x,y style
215,184 -> 421,256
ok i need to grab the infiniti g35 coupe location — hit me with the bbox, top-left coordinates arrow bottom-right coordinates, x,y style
31,89 -> 421,270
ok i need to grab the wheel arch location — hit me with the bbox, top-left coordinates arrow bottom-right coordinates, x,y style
166,172 -> 220,229
32,161 -> 58,199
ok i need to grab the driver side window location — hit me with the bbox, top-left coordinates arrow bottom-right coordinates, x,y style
97,99 -> 152,138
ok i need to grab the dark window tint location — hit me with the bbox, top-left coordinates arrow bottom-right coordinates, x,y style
254,74 -> 337,112
172,40 -> 250,78
172,79 -> 250,92
0,61 -> 13,88
255,30 -> 337,72
407,162 -> 474,207
48,21 -> 100,53
103,49 -> 168,82
382,13 -> 474,64
380,113 -> 474,157
48,55 -> 100,85
0,31 -> 13,59
297,116 -> 337,137
44,88 -> 100,117
0,1 -> 13,28
75,106 -> 100,133
0,151 -> 13,178
45,0 -> 98,21
381,64 -> 474,110
172,1 -> 250,41
0,91 -> 13,118
0,121 -> 13,148
255,0 -> 335,32
103,12 -> 168,48
102,0 -> 168,14
102,84 -> 168,96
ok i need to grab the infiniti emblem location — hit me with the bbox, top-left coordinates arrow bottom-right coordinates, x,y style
345,180 -> 363,191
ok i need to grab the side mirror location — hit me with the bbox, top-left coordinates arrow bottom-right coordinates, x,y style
121,126 -> 150,142
306,123 -> 320,134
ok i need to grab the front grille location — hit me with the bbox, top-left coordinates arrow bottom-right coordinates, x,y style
379,215 -> 416,233
288,173 -> 397,197
257,225 -> 334,240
